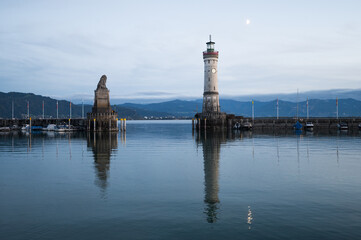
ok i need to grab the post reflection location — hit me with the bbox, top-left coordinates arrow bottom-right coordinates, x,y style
87,132 -> 118,193
196,129 -> 226,223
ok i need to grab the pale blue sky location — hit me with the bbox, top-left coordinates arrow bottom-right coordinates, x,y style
1,0 -> 360,101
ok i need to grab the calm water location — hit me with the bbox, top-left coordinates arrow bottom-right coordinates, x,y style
1,120 -> 361,240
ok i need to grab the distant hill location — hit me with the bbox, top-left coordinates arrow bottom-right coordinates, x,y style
121,100 -> 203,117
0,92 -> 163,119
1,92 -> 361,119
0,92 -> 89,119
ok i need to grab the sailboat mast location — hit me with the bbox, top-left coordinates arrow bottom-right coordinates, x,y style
306,97 -> 309,119
12,100 -> 14,119
296,89 -> 299,119
276,98 -> 279,119
82,99 -> 84,119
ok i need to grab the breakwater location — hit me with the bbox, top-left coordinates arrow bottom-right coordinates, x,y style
194,116 -> 361,130
233,117 -> 361,130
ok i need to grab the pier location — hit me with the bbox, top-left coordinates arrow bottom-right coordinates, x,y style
194,116 -> 361,131
0,118 -> 87,129
242,117 -> 361,130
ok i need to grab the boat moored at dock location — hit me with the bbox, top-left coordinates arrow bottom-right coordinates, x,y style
0,127 -> 11,132
337,122 -> 348,131
293,121 -> 303,130
242,122 -> 253,130
305,122 -> 314,131
43,124 -> 57,131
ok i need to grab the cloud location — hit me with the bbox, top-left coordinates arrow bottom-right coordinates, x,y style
0,0 -> 360,100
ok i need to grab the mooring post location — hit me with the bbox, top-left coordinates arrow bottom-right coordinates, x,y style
192,118 -> 194,129
228,119 -> 232,129
124,118 -> 126,131
123,130 -> 126,144
109,119 -> 111,131
68,119 -> 70,130
204,118 -> 207,130
120,119 -> 123,131
93,118 -> 96,132
29,117 -> 32,132
204,125 -> 207,140
93,131 -> 96,146
198,118 -> 201,131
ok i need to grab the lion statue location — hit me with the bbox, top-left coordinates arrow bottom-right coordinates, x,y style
97,75 -> 107,90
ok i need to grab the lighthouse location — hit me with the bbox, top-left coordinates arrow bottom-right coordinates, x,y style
202,35 -> 220,113
194,36 -> 245,129
194,36 -> 227,129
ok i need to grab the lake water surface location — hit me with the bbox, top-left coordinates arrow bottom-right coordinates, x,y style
1,120 -> 361,239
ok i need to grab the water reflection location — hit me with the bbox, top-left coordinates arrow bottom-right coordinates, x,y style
87,132 -> 118,193
196,129 -> 226,223
247,206 -> 253,229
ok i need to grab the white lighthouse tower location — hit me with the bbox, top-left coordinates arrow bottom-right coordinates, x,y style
202,35 -> 220,113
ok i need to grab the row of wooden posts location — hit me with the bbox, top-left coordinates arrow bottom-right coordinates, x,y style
192,118 -> 206,130
91,118 -> 127,131
117,118 -> 127,132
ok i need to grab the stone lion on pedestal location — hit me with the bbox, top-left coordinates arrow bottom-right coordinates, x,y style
97,75 -> 107,90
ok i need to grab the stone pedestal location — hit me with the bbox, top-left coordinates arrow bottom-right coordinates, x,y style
195,112 -> 227,129
87,75 -> 118,132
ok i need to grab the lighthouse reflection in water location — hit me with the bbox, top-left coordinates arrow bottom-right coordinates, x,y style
196,129 -> 225,223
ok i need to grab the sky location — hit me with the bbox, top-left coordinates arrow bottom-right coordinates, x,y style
1,0 -> 360,102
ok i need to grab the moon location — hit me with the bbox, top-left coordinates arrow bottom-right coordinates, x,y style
246,19 -> 251,25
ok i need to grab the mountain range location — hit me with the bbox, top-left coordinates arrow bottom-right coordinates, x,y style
68,88 -> 361,104
1,91 -> 361,119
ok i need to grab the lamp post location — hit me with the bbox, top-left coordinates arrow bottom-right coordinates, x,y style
336,98 -> 339,119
